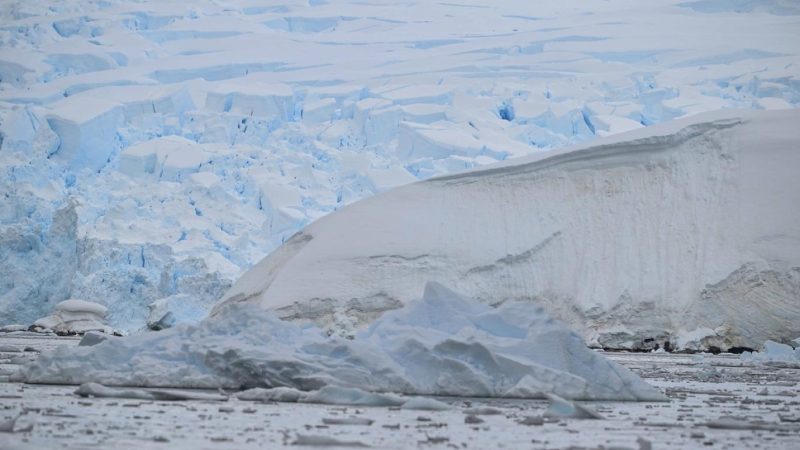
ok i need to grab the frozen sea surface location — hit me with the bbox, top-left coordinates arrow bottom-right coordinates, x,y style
1,334 -> 799,449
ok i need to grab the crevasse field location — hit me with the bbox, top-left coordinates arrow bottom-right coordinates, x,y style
2,0 -> 799,333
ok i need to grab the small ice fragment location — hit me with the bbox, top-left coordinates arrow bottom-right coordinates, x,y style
236,387 -> 304,403
401,397 -> 450,411
75,382 -> 155,400
79,331 -> 116,347
463,407 -> 503,415
464,415 -> 484,424
517,416 -> 544,426
75,382 -> 227,401
321,417 -> 374,425
292,435 -> 369,447
543,393 -> 603,419
301,386 -> 404,407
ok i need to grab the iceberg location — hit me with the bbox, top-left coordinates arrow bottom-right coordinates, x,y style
31,299 -> 112,335
215,109 -> 800,351
16,282 -> 665,401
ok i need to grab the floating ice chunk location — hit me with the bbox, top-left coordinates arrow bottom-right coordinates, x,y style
79,331 -> 117,347
292,435 -> 368,447
321,417 -> 374,426
32,300 -> 111,335
741,340 -> 800,366
236,387 -> 305,403
19,281 -> 665,402
75,382 -> 228,401
543,393 -> 603,420
401,397 -> 451,411
302,386 -> 404,407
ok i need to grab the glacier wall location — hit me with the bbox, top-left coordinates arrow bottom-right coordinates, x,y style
1,0 -> 799,331
216,109 -> 800,351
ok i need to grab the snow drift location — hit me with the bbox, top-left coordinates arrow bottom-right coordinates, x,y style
215,109 -> 800,351
16,282 -> 665,401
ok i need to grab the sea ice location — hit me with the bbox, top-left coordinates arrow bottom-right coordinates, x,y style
16,282 -> 665,402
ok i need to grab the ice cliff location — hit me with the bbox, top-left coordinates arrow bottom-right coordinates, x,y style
17,282 -> 666,401
215,109 -> 800,351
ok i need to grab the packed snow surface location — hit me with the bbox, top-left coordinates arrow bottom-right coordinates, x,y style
217,109 -> 800,351
16,282 -> 665,401
2,0 -> 799,331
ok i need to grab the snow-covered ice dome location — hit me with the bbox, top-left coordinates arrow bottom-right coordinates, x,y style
32,299 -> 112,335
1,0 -> 799,333
16,281 -> 666,401
215,109 -> 800,351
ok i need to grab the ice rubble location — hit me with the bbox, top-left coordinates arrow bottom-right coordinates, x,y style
16,282 -> 666,402
216,109 -> 800,352
2,0 -> 799,332
740,340 -> 800,366
31,299 -> 112,335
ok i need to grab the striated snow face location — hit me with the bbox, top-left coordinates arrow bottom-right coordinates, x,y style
1,0 -> 799,331
16,282 -> 666,401
215,109 -> 800,351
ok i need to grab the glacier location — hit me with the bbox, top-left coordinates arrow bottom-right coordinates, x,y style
15,281 -> 666,401
216,109 -> 800,351
1,0 -> 799,333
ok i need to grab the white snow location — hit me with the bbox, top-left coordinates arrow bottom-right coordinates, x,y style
2,0 -> 798,333
216,109 -> 800,351
15,282 -> 665,402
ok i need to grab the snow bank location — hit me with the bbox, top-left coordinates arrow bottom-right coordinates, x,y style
216,109 -> 800,351
16,282 -> 665,401
32,299 -> 112,335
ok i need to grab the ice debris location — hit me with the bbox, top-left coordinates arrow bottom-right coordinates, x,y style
74,382 -> 228,401
18,282 -> 666,402
31,300 -> 112,335
292,435 -> 369,447
543,393 -> 604,420
740,340 -> 800,367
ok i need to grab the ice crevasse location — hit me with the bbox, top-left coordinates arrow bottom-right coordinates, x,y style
17,281 -> 666,401
215,109 -> 800,351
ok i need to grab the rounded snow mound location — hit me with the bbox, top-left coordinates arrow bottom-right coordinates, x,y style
32,299 -> 111,335
17,282 -> 665,401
